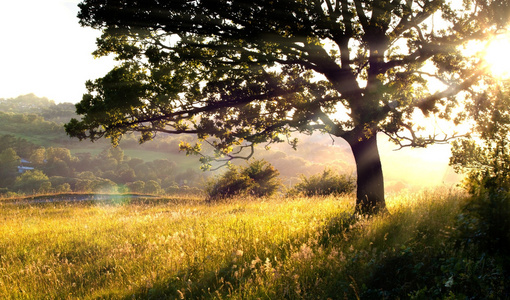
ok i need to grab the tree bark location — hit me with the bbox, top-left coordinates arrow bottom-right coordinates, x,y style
347,131 -> 386,215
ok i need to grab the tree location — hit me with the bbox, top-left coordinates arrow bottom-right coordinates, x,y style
450,79 -> 510,194
29,148 -> 46,166
144,180 -> 162,194
13,170 -> 51,194
66,0 -> 509,214
127,180 -> 145,193
0,148 -> 20,186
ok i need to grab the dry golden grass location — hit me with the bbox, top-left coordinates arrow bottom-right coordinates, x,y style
3,189 -> 496,299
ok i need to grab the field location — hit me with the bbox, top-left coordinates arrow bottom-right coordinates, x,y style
0,190 -> 507,299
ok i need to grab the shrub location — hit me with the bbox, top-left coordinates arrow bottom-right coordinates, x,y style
206,159 -> 280,201
242,159 -> 281,197
290,169 -> 355,197
456,190 -> 510,257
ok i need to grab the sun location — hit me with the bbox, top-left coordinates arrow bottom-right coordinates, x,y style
484,33 -> 510,78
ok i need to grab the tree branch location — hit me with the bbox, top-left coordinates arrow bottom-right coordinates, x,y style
415,65 -> 487,115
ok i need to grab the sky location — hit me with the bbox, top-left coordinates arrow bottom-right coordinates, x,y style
0,0 -> 461,189
0,0 -> 115,103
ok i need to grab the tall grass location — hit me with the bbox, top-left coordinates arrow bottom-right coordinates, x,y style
0,189 -> 505,299
0,196 -> 350,299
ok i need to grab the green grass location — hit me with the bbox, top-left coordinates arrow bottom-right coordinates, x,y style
0,190 -> 507,299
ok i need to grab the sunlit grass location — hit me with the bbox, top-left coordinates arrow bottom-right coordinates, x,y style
0,195 -> 352,299
0,189 -> 495,299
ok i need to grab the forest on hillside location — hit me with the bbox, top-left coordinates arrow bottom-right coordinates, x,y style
0,94 -> 207,196
0,94 -> 358,196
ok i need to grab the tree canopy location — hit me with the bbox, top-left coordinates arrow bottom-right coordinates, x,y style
66,0 -> 509,213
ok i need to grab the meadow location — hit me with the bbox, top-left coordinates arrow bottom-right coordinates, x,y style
0,190 -> 507,299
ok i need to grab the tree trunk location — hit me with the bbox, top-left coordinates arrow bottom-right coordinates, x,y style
348,131 -> 386,215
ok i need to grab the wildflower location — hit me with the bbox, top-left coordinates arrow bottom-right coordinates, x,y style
327,247 -> 339,261
291,243 -> 314,261
232,249 -> 244,262
250,257 -> 262,270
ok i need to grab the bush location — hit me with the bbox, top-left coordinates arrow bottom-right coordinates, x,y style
242,159 -> 281,197
290,169 -> 355,197
206,159 -> 280,201
456,190 -> 510,257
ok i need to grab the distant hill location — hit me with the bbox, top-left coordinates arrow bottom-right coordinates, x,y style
0,94 -> 200,164
0,94 -> 359,187
0,94 -> 76,124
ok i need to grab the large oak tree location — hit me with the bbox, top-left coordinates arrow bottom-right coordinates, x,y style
66,0 -> 509,214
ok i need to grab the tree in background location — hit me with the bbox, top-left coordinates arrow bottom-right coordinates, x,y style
42,147 -> 75,177
0,148 -> 20,187
29,148 -> 46,166
66,0 -> 509,214
13,170 -> 51,194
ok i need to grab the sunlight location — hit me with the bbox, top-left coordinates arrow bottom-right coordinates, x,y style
484,32 -> 510,79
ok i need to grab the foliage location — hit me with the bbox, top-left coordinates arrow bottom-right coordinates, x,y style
450,80 -> 510,266
126,180 -> 145,193
0,111 -> 63,137
0,141 -> 207,196
0,134 -> 42,158
240,159 -> 281,197
451,79 -> 510,194
206,166 -> 251,200
290,168 -> 355,196
0,148 -> 20,183
206,159 -> 280,200
0,97 -> 212,196
67,0 -> 509,212
55,183 -> 72,193
456,191 -> 510,258
12,170 -> 51,193
144,180 -> 163,195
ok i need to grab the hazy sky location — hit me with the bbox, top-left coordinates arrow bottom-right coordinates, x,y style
0,0 -> 115,103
